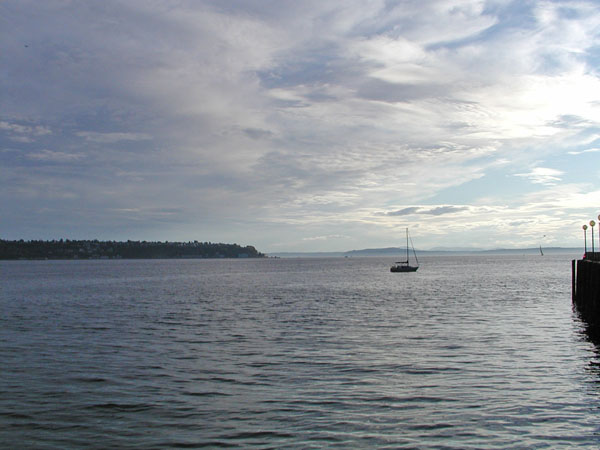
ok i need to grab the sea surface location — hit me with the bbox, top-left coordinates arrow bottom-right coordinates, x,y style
2,254 -> 600,448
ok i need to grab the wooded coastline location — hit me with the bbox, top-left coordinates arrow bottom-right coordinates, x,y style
0,239 -> 265,260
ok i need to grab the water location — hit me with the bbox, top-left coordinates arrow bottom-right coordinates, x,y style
2,255 -> 600,448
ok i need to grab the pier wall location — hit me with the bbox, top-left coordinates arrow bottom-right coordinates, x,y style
574,259 -> 600,325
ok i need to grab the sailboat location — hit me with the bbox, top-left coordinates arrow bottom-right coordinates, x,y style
390,228 -> 419,272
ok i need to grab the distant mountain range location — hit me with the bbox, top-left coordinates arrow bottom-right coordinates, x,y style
269,247 -> 582,258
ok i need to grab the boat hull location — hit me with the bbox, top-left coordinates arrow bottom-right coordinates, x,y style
390,265 -> 418,273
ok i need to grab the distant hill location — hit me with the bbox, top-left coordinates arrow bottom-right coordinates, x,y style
269,247 -> 581,258
267,251 -> 346,258
346,246 -> 581,256
477,247 -> 581,255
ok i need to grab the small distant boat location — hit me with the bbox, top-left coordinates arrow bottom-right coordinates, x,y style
391,228 -> 419,273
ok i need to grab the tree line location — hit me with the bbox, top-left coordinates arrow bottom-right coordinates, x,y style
0,239 -> 265,260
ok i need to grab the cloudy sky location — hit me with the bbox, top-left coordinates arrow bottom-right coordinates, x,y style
2,0 -> 599,252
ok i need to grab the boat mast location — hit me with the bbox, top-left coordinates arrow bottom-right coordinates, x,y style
406,228 -> 409,263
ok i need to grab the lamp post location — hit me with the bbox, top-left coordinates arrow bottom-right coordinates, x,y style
591,220 -> 596,254
583,224 -> 588,255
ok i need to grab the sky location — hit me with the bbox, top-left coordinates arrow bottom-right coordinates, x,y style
2,0 -> 599,252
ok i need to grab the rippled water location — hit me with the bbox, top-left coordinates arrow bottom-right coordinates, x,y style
2,255 -> 600,448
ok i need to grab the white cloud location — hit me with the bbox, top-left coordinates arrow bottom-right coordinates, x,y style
568,148 -> 600,155
76,131 -> 151,143
27,149 -> 83,162
302,234 -> 349,241
0,121 -> 52,143
518,183 -> 600,211
514,167 -> 564,185
0,121 -> 52,136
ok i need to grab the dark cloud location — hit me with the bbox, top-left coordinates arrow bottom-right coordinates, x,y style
243,128 -> 274,140
426,206 -> 469,216
386,207 -> 421,216
387,206 -> 469,216
356,79 -> 447,102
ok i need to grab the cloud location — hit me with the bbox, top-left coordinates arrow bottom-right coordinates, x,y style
0,121 -> 52,136
242,128 -> 274,140
427,206 -> 471,216
302,234 -> 348,241
386,206 -> 470,216
568,148 -> 600,155
26,149 -> 83,162
386,207 -> 422,216
0,121 -> 52,143
514,167 -> 564,185
1,0 -> 600,250
76,132 -> 152,143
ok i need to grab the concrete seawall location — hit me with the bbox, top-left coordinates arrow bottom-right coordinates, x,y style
573,256 -> 600,326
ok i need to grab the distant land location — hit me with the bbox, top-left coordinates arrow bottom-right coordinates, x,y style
1,239 -> 582,260
269,247 -> 582,258
0,239 -> 265,260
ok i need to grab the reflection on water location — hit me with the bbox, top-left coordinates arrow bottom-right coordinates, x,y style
575,308 -> 600,347
573,304 -> 600,385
